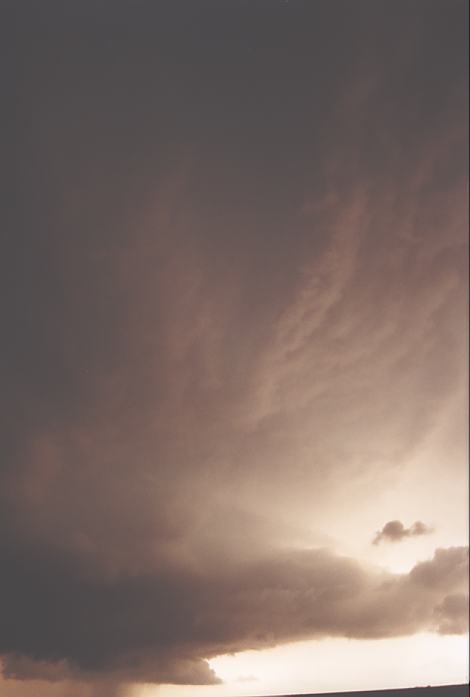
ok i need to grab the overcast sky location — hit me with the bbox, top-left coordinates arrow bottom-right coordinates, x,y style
1,1 -> 468,696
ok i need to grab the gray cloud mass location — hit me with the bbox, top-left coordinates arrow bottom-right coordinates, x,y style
1,0 -> 468,692
0,546 -> 468,685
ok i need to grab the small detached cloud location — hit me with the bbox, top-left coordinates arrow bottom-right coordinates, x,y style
373,520 -> 434,545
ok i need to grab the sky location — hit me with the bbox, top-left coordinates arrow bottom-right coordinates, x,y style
1,1 -> 469,696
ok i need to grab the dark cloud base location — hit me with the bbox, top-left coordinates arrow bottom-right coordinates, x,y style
1,544 -> 468,685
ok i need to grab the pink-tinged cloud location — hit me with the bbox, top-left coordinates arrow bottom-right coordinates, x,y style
1,0 -> 467,693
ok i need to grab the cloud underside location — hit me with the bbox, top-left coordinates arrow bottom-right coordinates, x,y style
1,546 -> 468,685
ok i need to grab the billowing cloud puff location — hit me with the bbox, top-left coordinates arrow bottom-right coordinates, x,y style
433,593 -> 470,635
373,520 -> 434,545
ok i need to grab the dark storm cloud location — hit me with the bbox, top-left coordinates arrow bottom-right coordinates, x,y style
373,521 -> 434,545
1,0 -> 468,691
0,546 -> 468,685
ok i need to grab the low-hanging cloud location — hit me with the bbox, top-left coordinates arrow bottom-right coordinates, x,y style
0,545 -> 468,685
373,520 -> 434,545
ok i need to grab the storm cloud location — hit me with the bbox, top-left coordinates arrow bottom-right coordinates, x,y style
1,0 -> 468,693
0,546 -> 468,685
